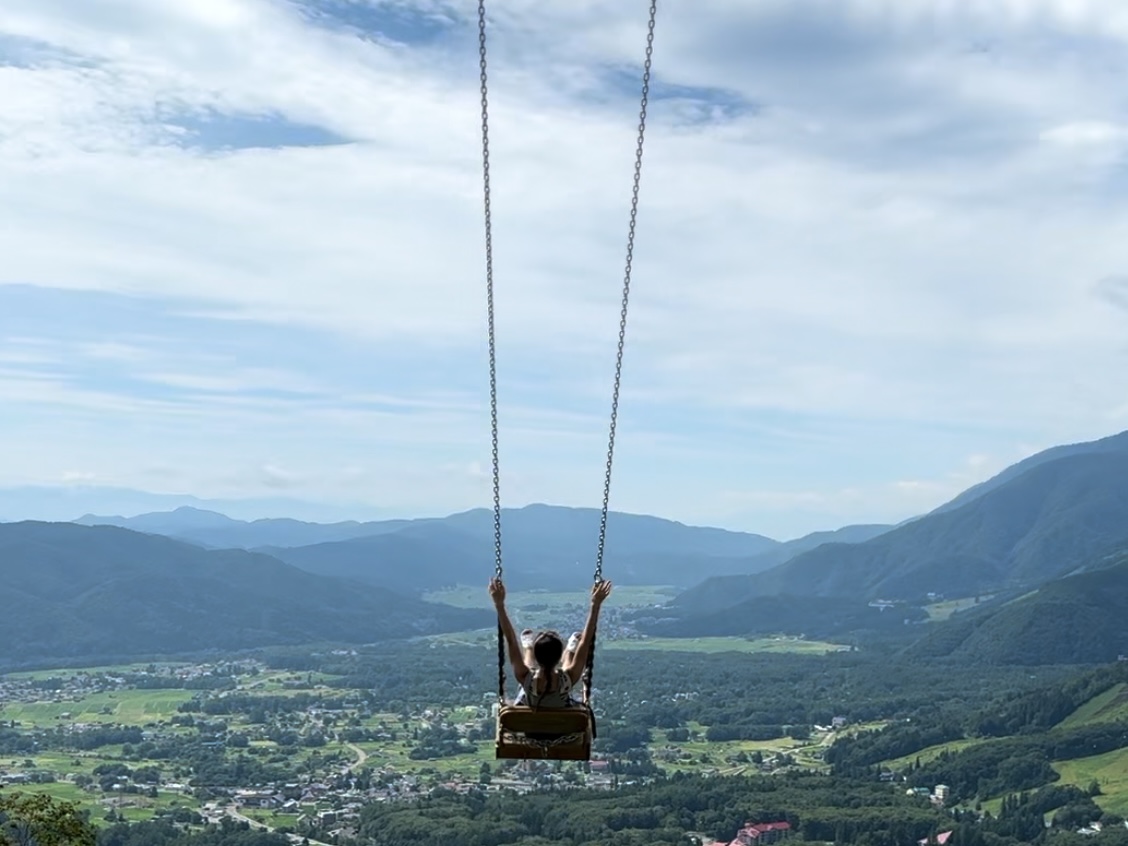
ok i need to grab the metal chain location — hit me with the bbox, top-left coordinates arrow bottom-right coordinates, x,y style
584,0 -> 658,705
479,0 -> 506,706
479,0 -> 658,708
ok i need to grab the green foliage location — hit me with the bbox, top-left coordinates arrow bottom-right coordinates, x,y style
96,818 -> 289,846
972,664 -> 1128,736
907,552 -> 1128,665
907,724 -> 1128,803
324,640 -> 1072,731
826,720 -> 965,773
355,773 -> 946,846
0,790 -> 96,846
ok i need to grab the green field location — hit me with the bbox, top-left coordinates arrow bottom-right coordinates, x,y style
424,585 -> 848,654
425,584 -> 680,610
356,738 -> 495,774
1057,683 -> 1128,729
604,636 -> 850,655
0,782 -> 200,828
426,631 -> 849,655
3,663 -> 192,681
1054,747 -> 1128,816
0,689 -> 196,727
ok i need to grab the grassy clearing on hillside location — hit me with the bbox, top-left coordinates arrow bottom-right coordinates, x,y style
925,596 -> 995,621
425,584 -> 680,610
0,689 -> 195,726
1058,683 -> 1128,729
883,738 -> 983,770
1054,748 -> 1128,816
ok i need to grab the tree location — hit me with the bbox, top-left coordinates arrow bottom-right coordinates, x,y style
0,791 -> 96,846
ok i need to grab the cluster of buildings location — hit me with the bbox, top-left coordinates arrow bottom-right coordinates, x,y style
704,820 -> 793,846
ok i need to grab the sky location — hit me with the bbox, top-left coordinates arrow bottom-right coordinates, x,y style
2,0 -> 1128,540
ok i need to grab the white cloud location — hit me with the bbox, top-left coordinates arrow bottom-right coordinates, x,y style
2,0 -> 1128,538
1041,121 -> 1128,146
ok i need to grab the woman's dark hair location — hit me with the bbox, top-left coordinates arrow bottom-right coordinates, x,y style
532,631 -> 564,692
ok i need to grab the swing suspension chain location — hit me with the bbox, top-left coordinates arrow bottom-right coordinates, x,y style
478,0 -> 506,704
480,0 -> 657,706
592,0 -> 656,588
584,0 -> 657,704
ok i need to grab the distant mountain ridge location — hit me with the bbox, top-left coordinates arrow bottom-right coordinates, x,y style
0,485 -> 379,524
932,429 -> 1128,515
70,503 -> 893,592
73,506 -> 403,548
673,440 -> 1128,615
0,521 -> 491,664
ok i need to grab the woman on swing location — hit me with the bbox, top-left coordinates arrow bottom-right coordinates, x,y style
489,577 -> 613,707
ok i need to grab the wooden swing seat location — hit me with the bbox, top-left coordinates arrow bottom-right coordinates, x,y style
495,704 -> 594,760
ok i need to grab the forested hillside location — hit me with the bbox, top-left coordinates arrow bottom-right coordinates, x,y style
0,522 -> 489,662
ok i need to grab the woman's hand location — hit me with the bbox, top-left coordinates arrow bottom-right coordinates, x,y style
591,580 -> 613,607
488,577 -> 506,607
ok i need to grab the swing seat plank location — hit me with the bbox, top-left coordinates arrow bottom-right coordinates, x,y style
495,704 -> 594,760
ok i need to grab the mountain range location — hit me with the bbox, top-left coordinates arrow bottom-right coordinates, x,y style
0,521 -> 490,665
73,503 -> 892,591
5,429 -> 1128,666
674,432 -> 1128,610
647,430 -> 1128,663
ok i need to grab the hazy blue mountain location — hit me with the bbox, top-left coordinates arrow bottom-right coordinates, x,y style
261,508 -> 777,592
71,503 -> 786,591
733,523 -> 893,574
674,449 -> 1128,613
0,484 -> 382,524
0,522 -> 490,663
77,503 -> 779,560
75,506 -> 403,549
68,501 -> 899,593
259,524 -> 492,594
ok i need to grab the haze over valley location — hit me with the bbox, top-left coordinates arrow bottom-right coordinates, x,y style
5,1 -> 1128,844
5,428 -> 1128,669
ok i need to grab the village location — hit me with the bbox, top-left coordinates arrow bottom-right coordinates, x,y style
0,660 -> 672,842
2,658 -> 979,846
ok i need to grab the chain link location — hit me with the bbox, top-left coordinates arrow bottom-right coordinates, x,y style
584,0 -> 658,705
480,0 -> 658,709
479,0 -> 506,706
592,0 -> 656,582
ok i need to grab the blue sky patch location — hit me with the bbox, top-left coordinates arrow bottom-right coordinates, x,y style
0,33 -> 95,69
294,0 -> 456,47
0,285 -> 475,405
589,67 -> 758,125
162,109 -> 351,152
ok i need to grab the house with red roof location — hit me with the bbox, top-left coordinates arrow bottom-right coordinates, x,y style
918,831 -> 953,846
729,820 -> 792,846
